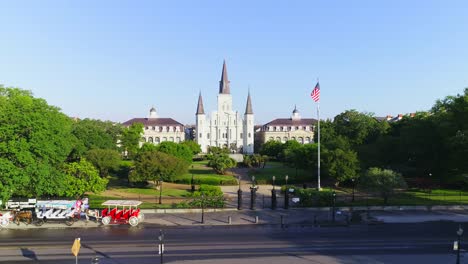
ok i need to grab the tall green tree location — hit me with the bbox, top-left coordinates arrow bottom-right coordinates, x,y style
180,140 -> 202,155
358,167 -> 407,205
206,147 -> 236,175
156,141 -> 193,164
85,148 -> 122,177
130,150 -> 189,186
120,122 -> 143,159
63,159 -> 109,198
71,118 -> 122,158
0,86 -> 75,200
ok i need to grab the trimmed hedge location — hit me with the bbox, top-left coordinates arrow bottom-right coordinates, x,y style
173,175 -> 238,186
295,189 -> 335,207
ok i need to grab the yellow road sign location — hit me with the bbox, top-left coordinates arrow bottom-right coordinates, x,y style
71,238 -> 81,257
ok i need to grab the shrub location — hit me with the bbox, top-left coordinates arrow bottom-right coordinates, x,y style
189,185 -> 225,208
295,189 -> 334,207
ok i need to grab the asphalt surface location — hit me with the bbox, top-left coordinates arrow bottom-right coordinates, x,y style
0,222 -> 465,264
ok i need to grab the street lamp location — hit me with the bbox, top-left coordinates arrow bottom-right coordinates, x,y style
351,178 -> 356,202
159,177 -> 163,205
91,256 -> 100,264
332,192 -> 337,222
455,225 -> 463,264
250,176 -> 257,210
285,175 -> 289,186
191,165 -> 195,193
237,175 -> 242,210
271,176 -> 277,210
201,192 -> 205,224
158,229 -> 165,264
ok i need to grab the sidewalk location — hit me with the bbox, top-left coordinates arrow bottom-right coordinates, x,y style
3,208 -> 468,230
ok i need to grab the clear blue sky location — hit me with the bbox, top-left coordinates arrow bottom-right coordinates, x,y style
1,1 -> 467,125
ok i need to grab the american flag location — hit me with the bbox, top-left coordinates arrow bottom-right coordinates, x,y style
311,82 -> 320,102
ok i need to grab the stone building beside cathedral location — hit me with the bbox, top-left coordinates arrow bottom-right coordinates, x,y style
256,106 -> 317,144
195,61 -> 254,154
122,107 -> 185,146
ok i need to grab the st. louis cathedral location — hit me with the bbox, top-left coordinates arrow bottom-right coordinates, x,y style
195,61 -> 254,154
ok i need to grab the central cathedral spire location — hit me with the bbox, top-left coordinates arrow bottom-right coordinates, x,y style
219,60 -> 230,94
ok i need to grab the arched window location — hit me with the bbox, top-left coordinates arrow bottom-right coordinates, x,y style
148,137 -> 153,143
162,137 -> 167,142
141,137 -> 146,142
269,137 -> 274,141
276,137 -> 281,141
291,137 -> 296,141
155,137 -> 160,144
305,137 -> 310,143
283,137 -> 288,142
176,137 -> 181,143
169,137 -> 174,142
298,137 -> 304,144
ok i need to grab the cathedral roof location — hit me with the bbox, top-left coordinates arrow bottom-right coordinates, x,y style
122,118 -> 184,127
264,118 -> 318,126
196,92 -> 205,115
219,60 -> 230,94
245,92 -> 253,115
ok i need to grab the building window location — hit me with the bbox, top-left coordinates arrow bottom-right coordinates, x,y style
276,137 -> 281,141
298,137 -> 304,144
240,133 -> 243,139
207,133 -> 210,139
170,137 -> 174,142
305,137 -> 310,143
283,137 -> 288,142
162,137 -> 167,142
269,137 -> 274,141
155,137 -> 160,144
148,137 -> 153,143
199,133 -> 202,139
214,120 -> 217,125
176,137 -> 181,143
141,137 -> 146,142
248,133 -> 251,138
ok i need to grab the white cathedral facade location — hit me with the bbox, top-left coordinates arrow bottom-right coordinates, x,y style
195,61 -> 254,154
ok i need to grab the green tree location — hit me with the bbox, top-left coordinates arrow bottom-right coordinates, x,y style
359,167 -> 407,205
180,140 -> 202,155
0,86 -> 75,200
63,159 -> 109,198
333,110 -> 389,146
85,148 -> 122,177
259,140 -> 284,160
71,119 -> 122,157
322,136 -> 360,186
156,141 -> 193,164
130,150 -> 189,186
120,122 -> 143,159
206,147 -> 236,174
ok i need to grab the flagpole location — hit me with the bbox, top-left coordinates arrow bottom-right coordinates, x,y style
317,102 -> 321,190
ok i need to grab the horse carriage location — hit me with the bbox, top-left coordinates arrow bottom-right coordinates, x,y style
98,200 -> 144,227
2,199 -> 36,226
35,199 -> 84,226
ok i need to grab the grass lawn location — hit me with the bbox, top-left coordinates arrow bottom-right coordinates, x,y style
86,193 -> 176,209
334,188 -> 468,206
114,187 -> 191,197
173,160 -> 238,185
248,161 -> 313,185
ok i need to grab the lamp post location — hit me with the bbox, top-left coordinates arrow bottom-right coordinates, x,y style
351,178 -> 356,202
201,192 -> 205,224
237,175 -> 242,210
429,173 -> 432,193
271,176 -> 277,210
158,229 -> 165,264
332,191 -> 337,222
285,175 -> 289,186
455,225 -> 463,264
191,165 -> 195,193
159,178 -> 163,205
250,176 -> 257,210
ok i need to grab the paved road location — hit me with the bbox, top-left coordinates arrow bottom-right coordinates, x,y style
0,222 -> 464,263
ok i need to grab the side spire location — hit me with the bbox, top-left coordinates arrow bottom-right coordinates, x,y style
219,60 -> 230,94
245,91 -> 253,115
196,92 -> 205,115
